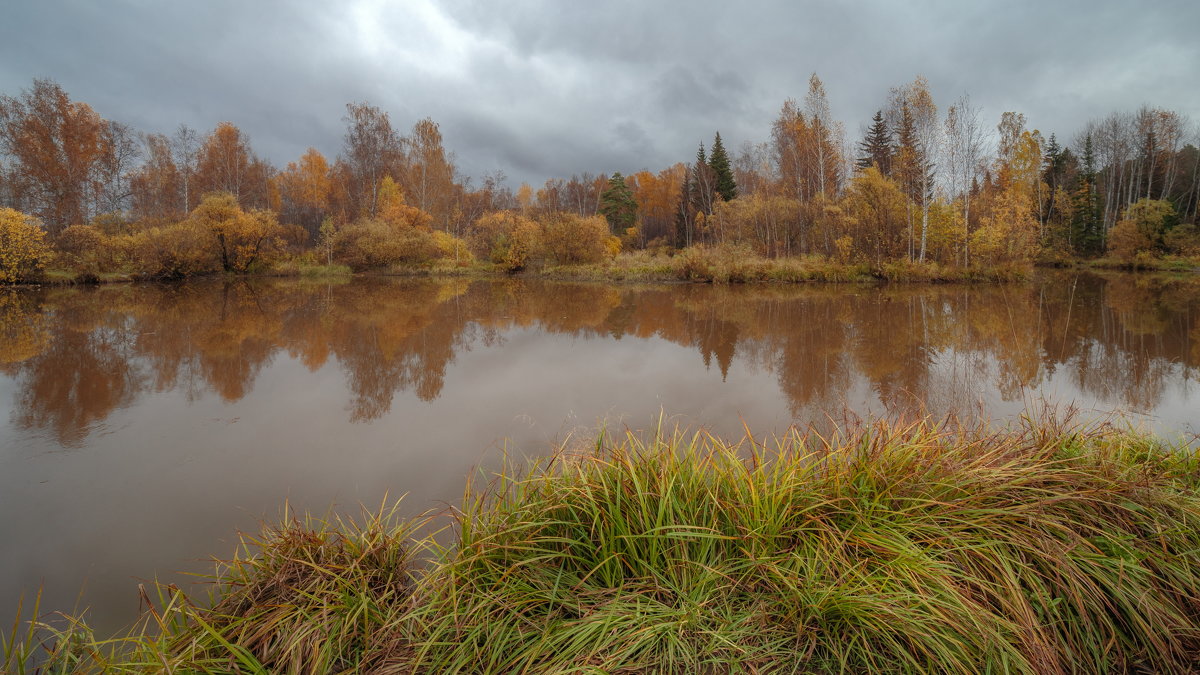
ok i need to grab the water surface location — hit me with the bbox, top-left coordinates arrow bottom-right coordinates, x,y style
2,272 -> 1198,634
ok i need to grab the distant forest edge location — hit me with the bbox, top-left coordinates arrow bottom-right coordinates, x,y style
0,74 -> 1198,283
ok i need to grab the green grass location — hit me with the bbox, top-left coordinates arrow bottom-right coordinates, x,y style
7,416 -> 1200,673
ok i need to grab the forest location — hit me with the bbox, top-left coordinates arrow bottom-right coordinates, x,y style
1,74 -> 1198,284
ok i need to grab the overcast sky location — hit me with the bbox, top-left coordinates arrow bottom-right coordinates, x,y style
2,0 -> 1197,188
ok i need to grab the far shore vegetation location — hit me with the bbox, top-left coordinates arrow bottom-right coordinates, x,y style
2,76 -> 1199,287
5,414 -> 1200,673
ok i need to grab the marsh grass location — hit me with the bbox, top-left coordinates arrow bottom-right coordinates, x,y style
6,417 -> 1200,673
410,418 -> 1200,673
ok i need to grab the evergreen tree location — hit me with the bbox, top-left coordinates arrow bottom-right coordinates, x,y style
599,172 -> 637,235
856,110 -> 892,174
1071,133 -> 1102,255
708,132 -> 738,202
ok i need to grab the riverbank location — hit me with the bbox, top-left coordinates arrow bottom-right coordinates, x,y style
7,415 -> 1200,673
17,249 -> 1200,288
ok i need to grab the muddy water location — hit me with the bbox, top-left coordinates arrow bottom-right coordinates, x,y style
1,271 -> 1198,635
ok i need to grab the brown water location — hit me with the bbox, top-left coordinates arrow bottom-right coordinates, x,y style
2,272 -> 1198,635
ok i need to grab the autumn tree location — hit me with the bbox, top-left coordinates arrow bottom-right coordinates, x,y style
275,147 -> 331,236
708,132 -> 737,202
888,77 -> 938,261
942,94 -> 985,264
131,133 -> 182,224
841,167 -> 909,264
193,122 -> 272,209
803,73 -> 842,197
339,102 -> 402,221
402,117 -> 458,230
0,79 -> 113,233
630,164 -> 685,246
599,172 -> 637,235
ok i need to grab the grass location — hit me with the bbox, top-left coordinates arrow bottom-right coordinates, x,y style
7,415 -> 1200,673
538,248 -> 1032,284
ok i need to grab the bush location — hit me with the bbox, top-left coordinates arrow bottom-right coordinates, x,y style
539,212 -> 611,265
55,224 -> 115,278
1163,224 -> 1200,258
1107,218 -> 1153,261
334,219 -> 442,271
191,193 -> 287,272
469,211 -> 541,271
0,207 -> 51,283
118,220 -> 218,278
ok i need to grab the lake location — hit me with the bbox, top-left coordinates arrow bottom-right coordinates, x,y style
2,271 -> 1198,636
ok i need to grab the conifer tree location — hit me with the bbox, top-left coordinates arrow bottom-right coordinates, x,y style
708,132 -> 738,202
856,110 -> 892,174
1071,134 -> 1102,255
599,172 -> 637,235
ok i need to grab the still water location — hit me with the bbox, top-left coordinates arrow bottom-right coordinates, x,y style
2,272 -> 1198,635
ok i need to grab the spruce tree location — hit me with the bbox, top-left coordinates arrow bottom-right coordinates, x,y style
708,132 -> 738,202
856,110 -> 892,174
599,172 -> 637,236
1071,134 -> 1102,255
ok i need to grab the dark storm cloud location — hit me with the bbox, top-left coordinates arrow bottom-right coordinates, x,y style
2,0 -> 1197,188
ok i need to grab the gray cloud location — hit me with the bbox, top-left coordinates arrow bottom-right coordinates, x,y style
2,0 -> 1197,189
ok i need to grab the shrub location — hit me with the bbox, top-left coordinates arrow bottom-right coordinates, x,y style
55,224 -> 115,278
118,220 -> 218,278
0,207 -> 51,283
539,212 -> 610,265
191,193 -> 287,272
334,219 -> 441,271
1163,224 -> 1200,258
1107,218 -> 1153,260
469,211 -> 541,271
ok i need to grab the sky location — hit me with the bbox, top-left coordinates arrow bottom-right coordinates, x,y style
1,0 -> 1197,188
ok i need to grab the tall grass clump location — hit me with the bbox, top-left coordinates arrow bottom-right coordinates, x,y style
9,502 -> 424,674
147,502 -> 420,673
410,419 -> 1200,673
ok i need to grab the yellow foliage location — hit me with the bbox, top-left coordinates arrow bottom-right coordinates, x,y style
470,211 -> 541,270
56,224 -> 117,277
541,212 -> 612,264
191,192 -> 287,272
834,236 -> 854,263
0,207 -> 51,283
118,220 -> 218,278
432,230 -> 474,263
334,219 -> 441,270
1107,219 -> 1152,261
971,185 -> 1038,265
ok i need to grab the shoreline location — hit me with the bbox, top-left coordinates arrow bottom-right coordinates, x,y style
8,254 -> 1199,290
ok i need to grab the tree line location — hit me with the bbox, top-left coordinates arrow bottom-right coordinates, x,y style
1,75 -> 1197,282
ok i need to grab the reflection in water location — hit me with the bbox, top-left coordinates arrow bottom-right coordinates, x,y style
1,272 -> 1199,446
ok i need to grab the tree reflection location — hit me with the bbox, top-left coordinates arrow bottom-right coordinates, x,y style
1,272 -> 1197,445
